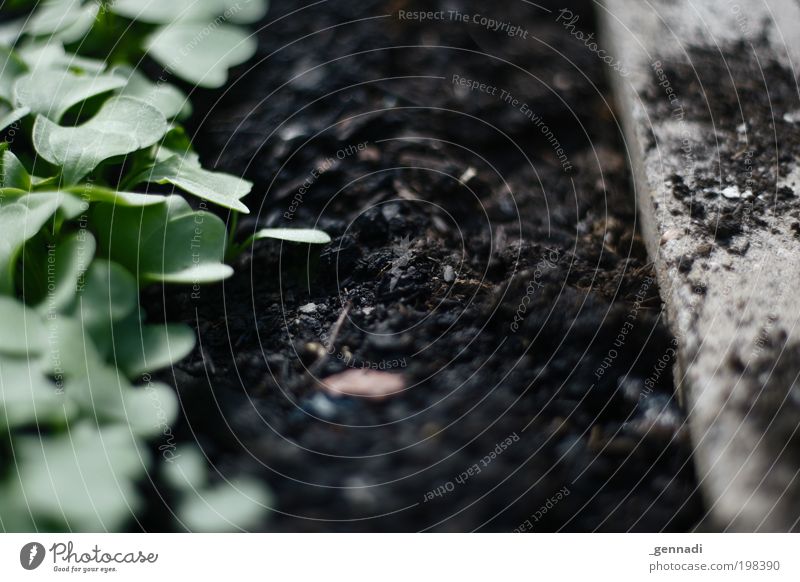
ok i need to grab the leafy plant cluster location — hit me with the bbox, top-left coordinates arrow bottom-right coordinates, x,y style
0,0 -> 328,531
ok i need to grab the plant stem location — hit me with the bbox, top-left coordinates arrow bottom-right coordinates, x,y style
225,211 -> 241,261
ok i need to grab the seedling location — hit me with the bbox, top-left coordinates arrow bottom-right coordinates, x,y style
0,0 -> 320,532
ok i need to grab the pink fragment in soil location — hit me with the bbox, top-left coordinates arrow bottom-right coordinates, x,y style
318,369 -> 406,399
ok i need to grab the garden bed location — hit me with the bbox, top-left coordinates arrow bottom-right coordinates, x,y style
150,0 -> 702,532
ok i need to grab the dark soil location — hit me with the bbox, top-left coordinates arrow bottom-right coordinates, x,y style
149,0 -> 703,531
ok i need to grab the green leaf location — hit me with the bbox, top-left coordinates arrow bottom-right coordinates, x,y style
224,0 -> 270,25
143,200 -> 234,284
145,23 -> 257,89
25,0 -> 98,39
35,231 -> 96,314
44,314 -> 103,378
0,355 -> 71,429
66,359 -> 179,438
0,18 -> 25,47
15,68 -> 126,121
112,65 -> 190,120
0,298 -> 70,430
110,0 -> 192,22
0,187 -> 29,198
70,259 -> 138,341
32,96 -> 168,185
52,3 -> 100,44
117,380 -> 180,438
0,296 -> 47,356
0,45 -> 28,103
93,196 -> 233,285
43,315 -> 182,433
66,185 -> 166,207
157,125 -> 194,156
0,189 -> 89,217
0,189 -> 87,214
92,201 -> 175,282
111,0 -> 268,24
163,446 -> 208,491
0,103 -> 29,131
59,258 -> 194,375
178,478 -> 272,532
251,228 -> 331,245
0,195 -> 61,294
16,42 -> 107,74
52,191 -> 87,219
112,316 -> 195,377
0,482 -> 35,531
11,422 -> 150,531
0,148 -> 32,190
135,153 -> 251,213
110,0 -> 218,22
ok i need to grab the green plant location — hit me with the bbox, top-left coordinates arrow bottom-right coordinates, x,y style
0,0 -> 327,532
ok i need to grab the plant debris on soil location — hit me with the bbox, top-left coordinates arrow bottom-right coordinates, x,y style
146,0 -> 703,532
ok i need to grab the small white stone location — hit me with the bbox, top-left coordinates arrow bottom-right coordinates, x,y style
279,123 -> 305,141
721,186 -> 741,199
308,393 -> 337,418
459,167 -> 477,184
660,229 -> 681,245
783,111 -> 800,123
299,302 -> 317,314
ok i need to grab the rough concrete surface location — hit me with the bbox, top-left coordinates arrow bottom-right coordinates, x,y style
600,0 -> 800,531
